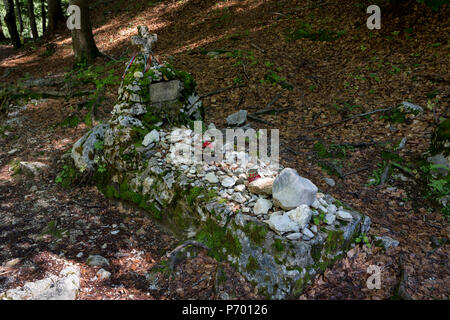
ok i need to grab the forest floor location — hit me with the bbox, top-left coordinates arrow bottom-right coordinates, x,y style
0,0 -> 449,299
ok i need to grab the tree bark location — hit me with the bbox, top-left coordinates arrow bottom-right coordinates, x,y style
70,0 -> 99,66
14,0 -> 23,36
41,0 -> 46,33
2,0 -> 22,48
46,0 -> 65,34
0,22 -> 7,41
27,0 -> 39,39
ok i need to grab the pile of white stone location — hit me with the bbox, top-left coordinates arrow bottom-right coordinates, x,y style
140,126 -> 356,242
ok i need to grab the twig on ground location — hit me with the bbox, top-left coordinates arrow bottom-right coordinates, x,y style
200,84 -> 247,98
247,114 -> 273,125
250,43 -> 265,53
343,166 -> 370,177
313,107 -> 394,130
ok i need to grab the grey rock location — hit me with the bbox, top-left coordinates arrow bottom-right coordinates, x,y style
324,177 -> 335,187
336,210 -> 353,222
302,228 -> 314,239
96,269 -> 111,280
221,176 -> 236,188
226,110 -> 248,126
287,205 -> 312,229
204,172 -> 219,184
286,233 -> 302,240
427,153 -> 449,177
254,198 -> 273,215
264,212 -> 299,234
272,168 -> 318,210
71,124 -> 109,171
86,255 -> 109,267
232,193 -> 246,204
19,161 -> 49,176
142,130 -> 160,146
324,213 -> 336,225
375,236 -> 399,249
401,101 -> 423,113
1,266 -> 80,300
150,80 -> 182,103
361,216 -> 371,234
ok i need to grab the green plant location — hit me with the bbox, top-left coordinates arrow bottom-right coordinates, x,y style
354,233 -> 371,248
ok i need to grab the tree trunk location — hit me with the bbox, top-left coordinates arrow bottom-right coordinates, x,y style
41,0 -> 46,34
27,0 -> 39,39
46,0 -> 64,34
0,22 -> 7,41
2,0 -> 22,48
14,0 -> 23,36
70,0 -> 99,66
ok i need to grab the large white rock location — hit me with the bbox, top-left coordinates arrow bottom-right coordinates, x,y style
336,210 -> 353,222
253,198 -> 273,215
221,176 -> 236,188
248,177 -> 274,195
287,204 -> 312,229
264,212 -> 299,234
272,168 -> 318,210
142,129 -> 160,146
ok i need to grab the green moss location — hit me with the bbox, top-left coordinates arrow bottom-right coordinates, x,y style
246,256 -> 260,273
324,229 -> 344,254
311,243 -> 323,263
272,238 -> 285,252
196,218 -> 242,261
243,222 -> 267,246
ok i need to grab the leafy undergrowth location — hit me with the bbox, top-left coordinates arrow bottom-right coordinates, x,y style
0,0 -> 449,300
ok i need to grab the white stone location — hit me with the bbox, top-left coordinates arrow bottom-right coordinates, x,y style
254,198 -> 273,215
286,233 -> 302,240
302,228 -> 314,239
221,176 -> 236,188
204,172 -> 219,184
142,129 -> 160,146
226,110 -> 247,126
287,205 -> 312,229
248,177 -> 274,195
272,168 -> 318,210
232,193 -> 246,204
86,255 -> 109,267
325,213 -> 336,225
327,204 -> 337,215
336,210 -> 353,222
96,269 -> 111,280
234,184 -> 246,192
265,213 -> 299,234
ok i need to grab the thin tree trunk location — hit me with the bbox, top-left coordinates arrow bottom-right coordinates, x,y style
27,0 -> 39,39
2,0 -> 22,48
41,0 -> 46,33
0,22 -> 7,41
14,0 -> 23,36
70,0 -> 99,65
46,0 -> 65,34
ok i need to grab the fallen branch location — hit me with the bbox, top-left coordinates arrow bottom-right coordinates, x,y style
313,107 -> 394,130
252,107 -> 291,117
247,114 -> 273,125
168,240 -> 209,271
69,200 -> 104,209
200,84 -> 247,99
343,166 -> 370,177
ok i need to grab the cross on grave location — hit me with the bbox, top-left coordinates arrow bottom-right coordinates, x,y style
131,25 -> 158,56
